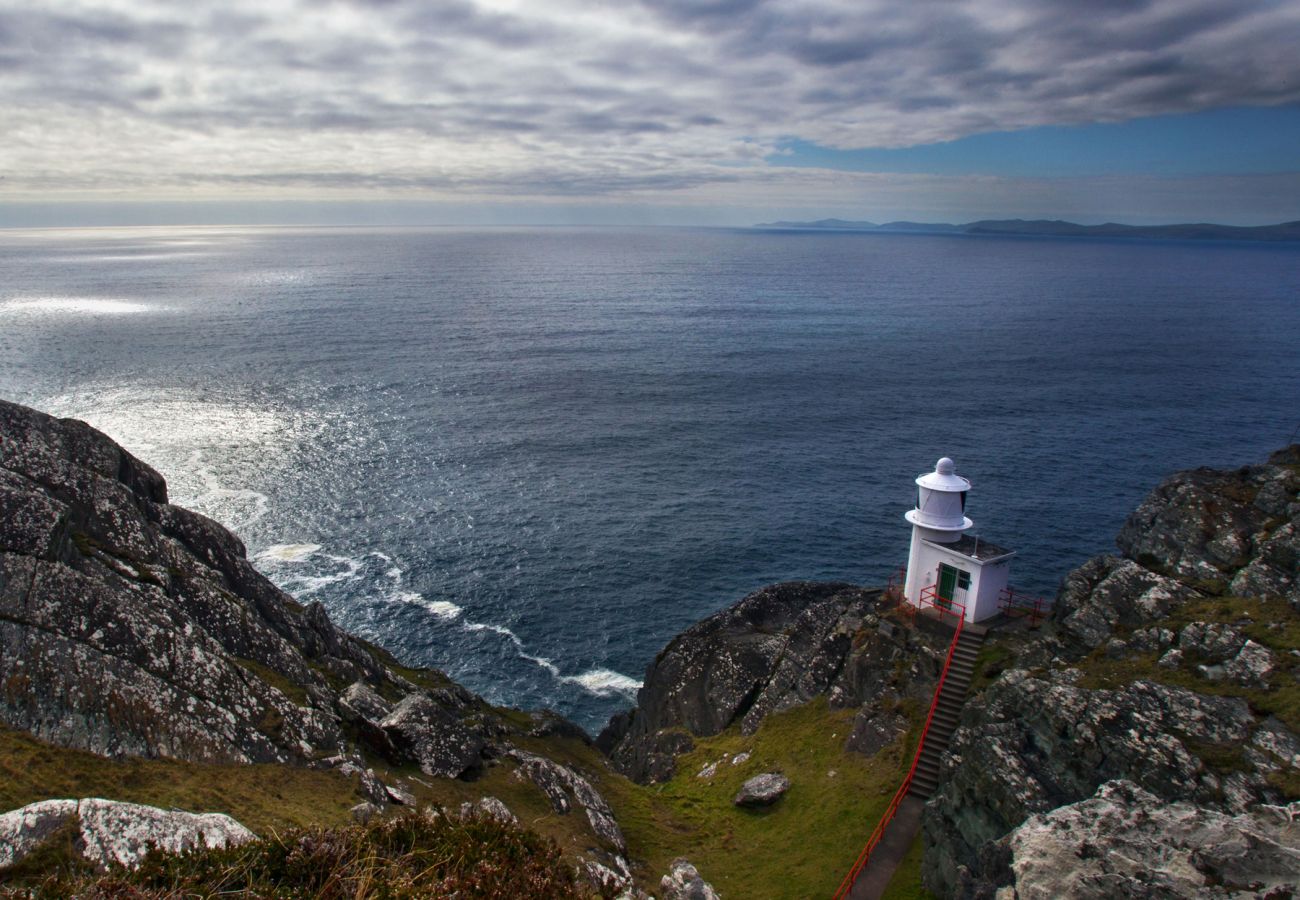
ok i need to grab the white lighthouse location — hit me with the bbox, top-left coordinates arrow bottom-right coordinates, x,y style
903,457 -> 1014,623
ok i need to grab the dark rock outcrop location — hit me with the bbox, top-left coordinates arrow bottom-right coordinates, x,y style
0,399 -> 568,782
0,399 -> 633,883
598,582 -> 949,782
1116,447 -> 1300,607
923,447 -> 1300,897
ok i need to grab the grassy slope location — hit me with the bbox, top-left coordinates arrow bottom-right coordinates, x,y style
1,693 -> 920,897
596,698 -> 912,898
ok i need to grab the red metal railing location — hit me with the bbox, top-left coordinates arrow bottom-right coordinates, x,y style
883,566 -> 907,604
998,586 -> 1047,627
831,592 -> 966,899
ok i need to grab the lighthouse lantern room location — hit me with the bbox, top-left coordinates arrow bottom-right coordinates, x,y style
903,457 -> 1014,623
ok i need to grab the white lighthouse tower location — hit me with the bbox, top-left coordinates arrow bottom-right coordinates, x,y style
903,457 -> 1014,623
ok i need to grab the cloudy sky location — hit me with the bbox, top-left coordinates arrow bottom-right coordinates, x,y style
3,0 -> 1299,226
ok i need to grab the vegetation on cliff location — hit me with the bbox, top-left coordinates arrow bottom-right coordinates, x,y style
3,810 -> 595,899
3,395 -> 1297,898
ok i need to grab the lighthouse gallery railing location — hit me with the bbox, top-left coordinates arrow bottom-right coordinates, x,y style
831,589 -> 965,899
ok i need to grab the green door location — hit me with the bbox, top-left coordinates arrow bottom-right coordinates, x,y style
937,564 -> 958,608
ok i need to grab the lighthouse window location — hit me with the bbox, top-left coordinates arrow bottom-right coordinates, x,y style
956,569 -> 971,590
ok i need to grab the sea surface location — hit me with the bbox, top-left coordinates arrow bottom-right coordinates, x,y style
2,225 -> 1297,732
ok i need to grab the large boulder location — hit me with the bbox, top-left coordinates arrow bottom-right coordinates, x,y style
0,798 -> 255,871
380,694 -> 486,779
0,400 -> 382,763
922,668 -> 1291,896
983,780 -> 1300,899
733,773 -> 790,807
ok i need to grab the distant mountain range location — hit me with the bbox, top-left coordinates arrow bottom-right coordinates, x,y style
753,218 -> 1300,242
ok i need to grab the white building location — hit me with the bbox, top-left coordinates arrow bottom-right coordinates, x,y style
903,457 -> 1014,623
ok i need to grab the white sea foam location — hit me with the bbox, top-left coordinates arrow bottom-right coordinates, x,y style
271,553 -> 364,594
1,296 -> 156,315
251,534 -> 636,705
562,669 -> 642,697
187,450 -> 272,531
255,543 -> 321,563
406,595 -> 464,620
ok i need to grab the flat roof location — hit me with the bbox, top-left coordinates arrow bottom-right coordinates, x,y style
923,534 -> 1015,562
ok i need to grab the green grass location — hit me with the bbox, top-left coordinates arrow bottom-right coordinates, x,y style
596,698 -> 916,899
0,727 -> 359,836
1,691 -> 920,896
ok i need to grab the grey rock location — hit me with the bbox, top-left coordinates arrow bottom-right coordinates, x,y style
697,759 -> 721,779
1157,647 -> 1184,669
0,798 -> 254,871
379,694 -> 486,779
339,681 -> 394,723
350,801 -> 381,824
1179,621 -> 1248,660
660,857 -> 722,900
921,670 -> 1283,896
987,780 -> 1300,899
384,782 -> 417,807
845,704 -> 907,757
733,772 -> 789,807
1117,453 -> 1300,605
1197,663 -> 1227,681
459,796 -> 517,825
0,799 -> 78,869
1052,556 -> 1197,654
509,749 -> 626,852
313,755 -> 390,805
1223,639 -> 1275,685
581,854 -> 643,898
1129,626 -> 1175,652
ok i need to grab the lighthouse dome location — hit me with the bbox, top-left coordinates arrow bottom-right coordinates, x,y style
915,457 -> 972,493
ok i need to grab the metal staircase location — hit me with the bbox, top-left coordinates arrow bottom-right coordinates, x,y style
908,624 -> 985,799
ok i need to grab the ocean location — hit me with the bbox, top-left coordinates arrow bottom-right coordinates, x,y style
2,225 -> 1296,732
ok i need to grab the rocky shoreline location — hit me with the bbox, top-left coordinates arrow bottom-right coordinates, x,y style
2,396 -> 1298,897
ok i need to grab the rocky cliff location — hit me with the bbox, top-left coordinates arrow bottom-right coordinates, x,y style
5,393 -> 1299,898
923,447 -> 1300,897
0,398 -> 501,772
597,581 -> 954,784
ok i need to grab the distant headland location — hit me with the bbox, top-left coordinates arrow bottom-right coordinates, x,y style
753,217 -> 1300,242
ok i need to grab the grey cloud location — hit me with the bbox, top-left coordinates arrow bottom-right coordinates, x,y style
2,0 -> 1299,204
